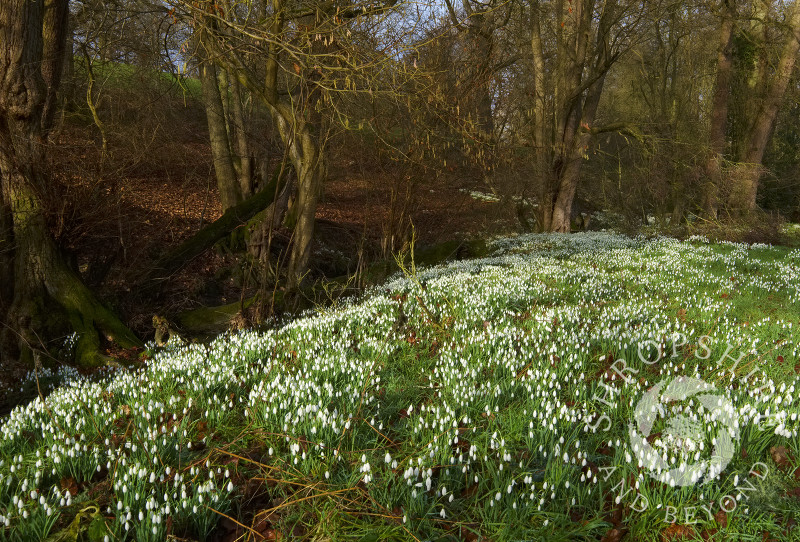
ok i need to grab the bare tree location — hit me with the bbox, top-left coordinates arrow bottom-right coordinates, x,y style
442,0 -> 515,140
527,0 -> 648,231
167,0 -> 404,286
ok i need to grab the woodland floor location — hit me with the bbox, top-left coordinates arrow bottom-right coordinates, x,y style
0,125 -> 516,414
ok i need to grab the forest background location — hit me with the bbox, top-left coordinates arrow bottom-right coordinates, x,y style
1,0 -> 799,376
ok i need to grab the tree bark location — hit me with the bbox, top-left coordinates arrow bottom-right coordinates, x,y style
551,73 -> 608,233
530,1 -> 548,229
731,0 -> 800,212
40,0 -> 69,137
533,0 -> 618,232
198,38 -> 242,211
273,112 -> 325,288
270,5 -> 326,288
0,0 -> 140,367
703,0 -> 735,219
0,177 -> 12,317
229,75 -> 253,198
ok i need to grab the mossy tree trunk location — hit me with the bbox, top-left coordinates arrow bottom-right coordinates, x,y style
0,0 -> 141,367
137,169 -> 287,292
729,0 -> 800,213
703,0 -> 800,216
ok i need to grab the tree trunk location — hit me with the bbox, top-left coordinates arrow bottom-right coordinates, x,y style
40,0 -> 69,137
547,75 -> 605,233
274,112 -> 325,288
230,75 -> 253,198
0,0 -> 141,367
731,0 -> 800,212
530,1 -> 548,230
198,40 -> 242,211
197,0 -> 325,288
0,182 -> 12,317
703,0 -> 735,218
276,10 -> 326,288
533,0 -> 615,232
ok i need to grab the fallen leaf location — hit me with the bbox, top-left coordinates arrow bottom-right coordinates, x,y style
461,485 -> 478,498
460,524 -> 480,542
60,477 -> 78,496
771,445 -> 792,470
601,528 -> 625,542
700,528 -> 718,541
661,524 -> 695,540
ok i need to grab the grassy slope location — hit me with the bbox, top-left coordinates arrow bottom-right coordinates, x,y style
73,58 -> 202,100
1,233 -> 799,541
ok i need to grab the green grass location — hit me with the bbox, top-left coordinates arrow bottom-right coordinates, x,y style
1,232 -> 799,541
73,57 -> 202,102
